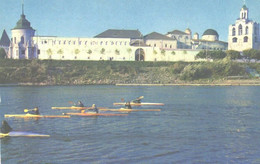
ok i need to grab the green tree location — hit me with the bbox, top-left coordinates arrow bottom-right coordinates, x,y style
87,49 -> 92,54
75,49 -> 80,55
0,48 -> 7,59
161,49 -> 165,55
47,48 -> 53,59
115,49 -> 120,55
100,48 -> 105,54
127,48 -> 132,54
153,50 -> 157,55
57,49 -> 63,59
226,50 -> 242,60
171,51 -> 176,55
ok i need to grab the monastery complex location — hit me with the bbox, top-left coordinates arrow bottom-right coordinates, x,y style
0,4 -> 259,62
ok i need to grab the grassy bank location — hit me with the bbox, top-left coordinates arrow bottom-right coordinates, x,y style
0,59 -> 259,85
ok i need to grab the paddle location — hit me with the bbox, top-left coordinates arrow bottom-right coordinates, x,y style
24,108 -> 38,113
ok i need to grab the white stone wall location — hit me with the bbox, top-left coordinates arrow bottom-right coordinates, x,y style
145,39 -> 177,49
32,36 -> 199,62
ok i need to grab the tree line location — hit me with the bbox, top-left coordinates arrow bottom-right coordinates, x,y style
195,49 -> 260,62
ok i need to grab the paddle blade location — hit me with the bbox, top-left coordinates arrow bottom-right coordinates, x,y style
68,101 -> 74,104
138,96 -> 144,100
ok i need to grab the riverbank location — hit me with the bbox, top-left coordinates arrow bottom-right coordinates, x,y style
0,59 -> 259,85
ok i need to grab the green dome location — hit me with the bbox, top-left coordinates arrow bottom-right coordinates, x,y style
13,14 -> 33,30
242,5 -> 248,10
202,29 -> 219,36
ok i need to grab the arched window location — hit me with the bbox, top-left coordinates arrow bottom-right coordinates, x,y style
233,37 -> 237,43
245,26 -> 249,35
14,37 -> 16,44
238,24 -> 243,35
232,28 -> 236,36
244,36 -> 248,42
85,41 -> 87,45
21,36 -> 24,44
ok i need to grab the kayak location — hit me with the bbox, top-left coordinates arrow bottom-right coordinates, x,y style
4,114 -> 70,118
100,108 -> 161,112
113,102 -> 164,106
0,131 -> 50,138
63,112 -> 128,116
51,106 -> 107,110
51,106 -> 89,110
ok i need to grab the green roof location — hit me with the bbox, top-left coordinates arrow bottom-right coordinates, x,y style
242,5 -> 248,10
13,14 -> 34,30
202,29 -> 219,36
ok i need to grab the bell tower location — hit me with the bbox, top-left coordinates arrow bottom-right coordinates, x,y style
240,3 -> 249,20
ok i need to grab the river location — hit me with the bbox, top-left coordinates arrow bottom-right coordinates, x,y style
1,85 -> 260,163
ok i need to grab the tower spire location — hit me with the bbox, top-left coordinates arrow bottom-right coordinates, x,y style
22,0 -> 24,15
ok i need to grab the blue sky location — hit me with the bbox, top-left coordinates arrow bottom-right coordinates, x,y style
1,0 -> 260,41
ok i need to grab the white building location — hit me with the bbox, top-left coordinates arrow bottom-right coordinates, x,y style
7,4 -> 207,62
228,5 -> 260,51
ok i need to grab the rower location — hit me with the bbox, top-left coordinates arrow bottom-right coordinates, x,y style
76,101 -> 84,107
25,107 -> 40,115
90,104 -> 99,113
0,120 -> 12,134
125,102 -> 132,109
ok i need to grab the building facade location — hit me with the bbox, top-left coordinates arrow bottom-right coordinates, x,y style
228,5 -> 260,51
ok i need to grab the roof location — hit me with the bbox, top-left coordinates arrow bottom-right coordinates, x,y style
94,29 -> 142,39
167,30 -> 188,35
13,14 -> 34,30
144,32 -> 175,41
202,29 -> 219,36
0,30 -> 10,47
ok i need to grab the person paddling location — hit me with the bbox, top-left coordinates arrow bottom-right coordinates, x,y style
76,101 -> 84,107
1,120 -> 12,134
125,102 -> 132,109
89,104 -> 99,113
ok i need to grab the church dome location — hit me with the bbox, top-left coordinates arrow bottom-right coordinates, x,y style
202,29 -> 219,37
202,29 -> 219,41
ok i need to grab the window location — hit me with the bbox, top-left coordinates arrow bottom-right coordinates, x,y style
232,28 -> 236,36
21,36 -> 24,44
154,44 -> 156,47
37,50 -> 40,54
245,26 -> 249,35
238,24 -> 243,35
63,41 -> 66,45
100,41 -> 103,45
165,44 -> 167,48
255,36 -> 258,42
233,37 -> 237,43
244,36 -> 248,42
85,41 -> 87,45
79,41 -> 81,45
21,50 -> 25,55
14,37 -> 16,44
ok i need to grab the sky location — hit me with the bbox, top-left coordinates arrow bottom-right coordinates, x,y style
1,0 -> 260,41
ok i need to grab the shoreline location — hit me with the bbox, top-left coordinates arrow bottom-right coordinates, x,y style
1,81 -> 260,87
